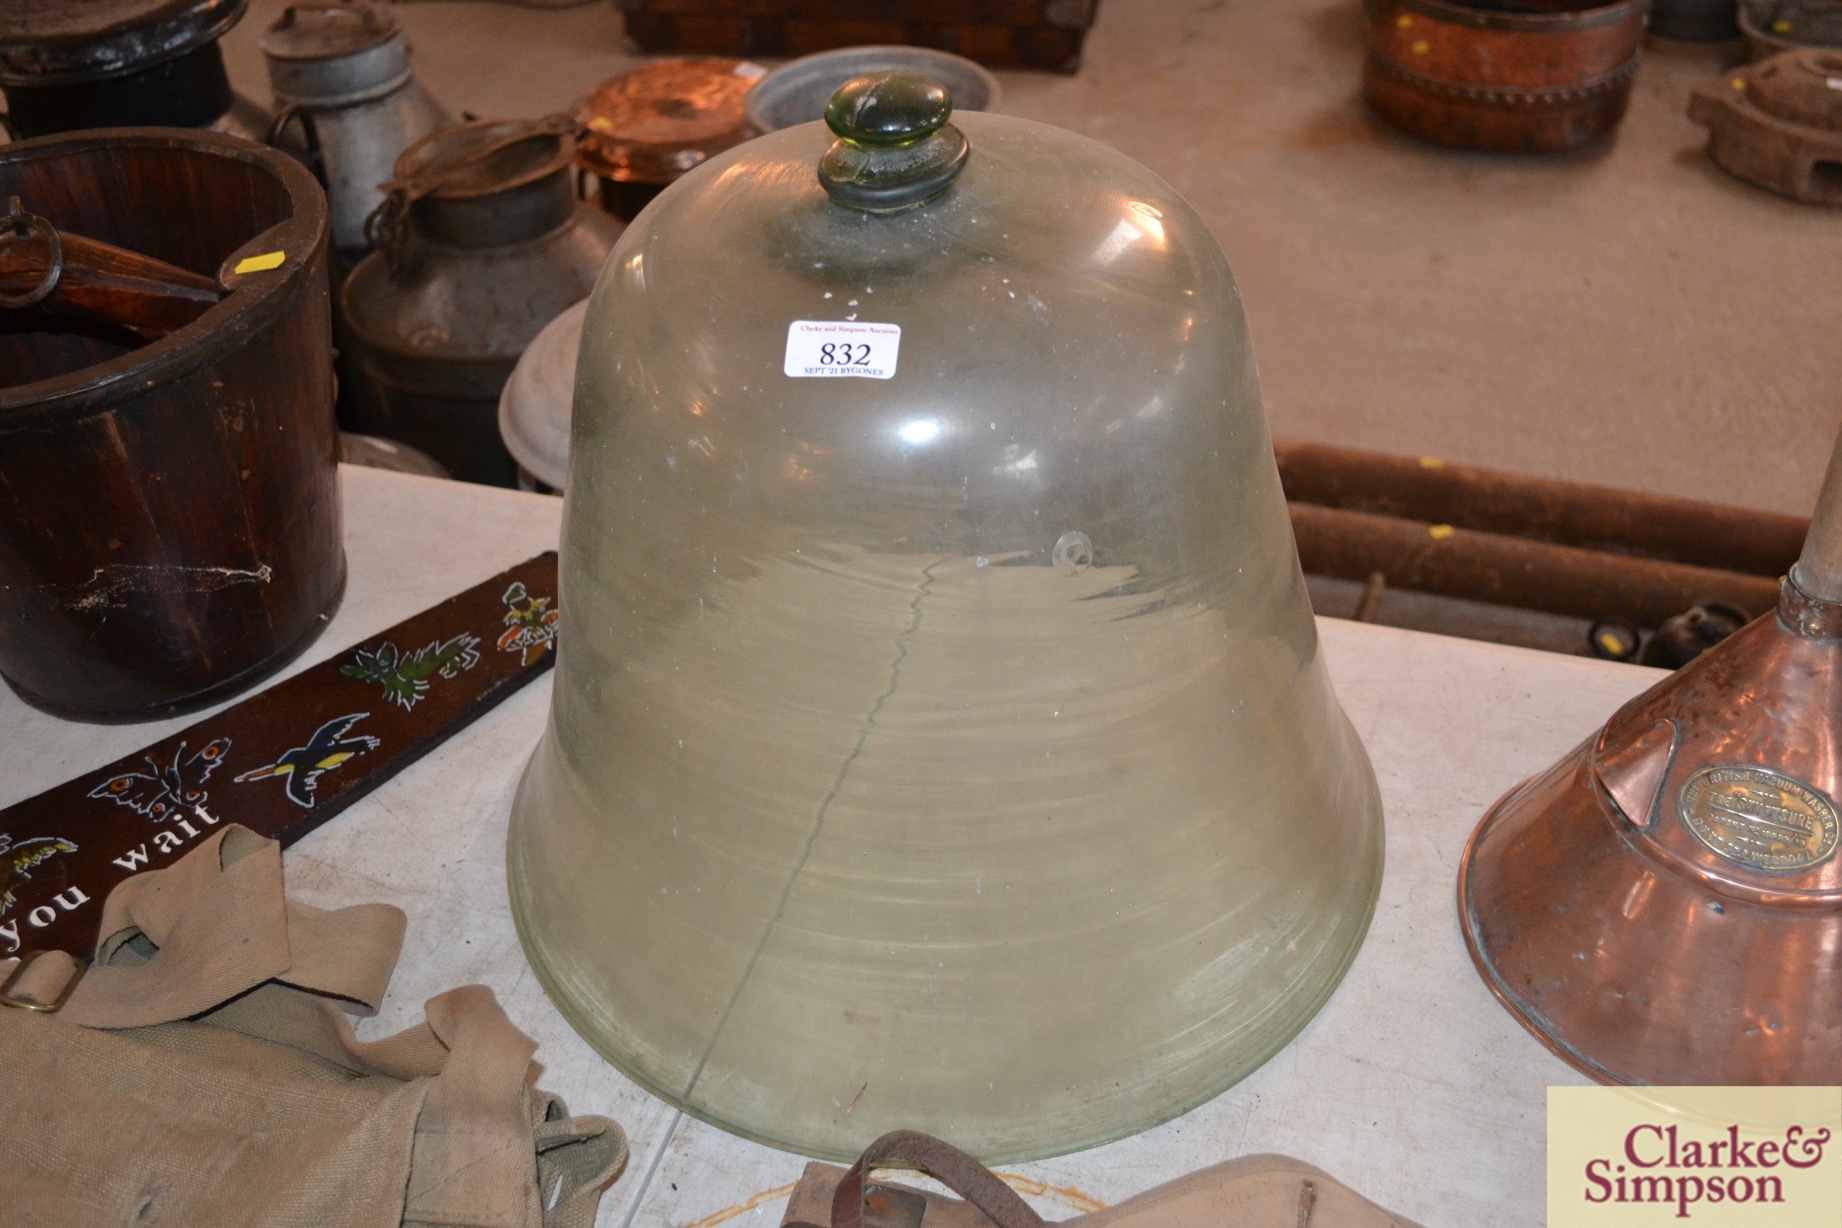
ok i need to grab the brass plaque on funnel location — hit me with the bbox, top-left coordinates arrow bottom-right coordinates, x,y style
1678,764 -> 1840,873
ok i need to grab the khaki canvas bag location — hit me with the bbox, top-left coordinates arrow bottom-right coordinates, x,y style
0,825 -> 625,1228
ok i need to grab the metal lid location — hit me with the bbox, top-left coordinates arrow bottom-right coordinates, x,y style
367,116 -> 579,258
395,117 -> 575,200
1746,47 -> 1842,130
497,298 -> 586,492
260,0 -> 395,60
0,0 -> 245,86
260,1 -> 408,105
574,58 -> 759,185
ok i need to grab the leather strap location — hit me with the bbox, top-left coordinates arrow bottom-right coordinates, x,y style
832,1132 -> 1044,1228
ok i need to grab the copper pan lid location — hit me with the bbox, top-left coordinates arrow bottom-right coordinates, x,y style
574,58 -> 760,185
1459,429 -> 1842,1085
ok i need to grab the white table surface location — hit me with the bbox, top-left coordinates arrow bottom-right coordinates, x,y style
0,466 -> 1668,1228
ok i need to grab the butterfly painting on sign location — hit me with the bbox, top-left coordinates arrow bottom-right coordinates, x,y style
87,739 -> 232,821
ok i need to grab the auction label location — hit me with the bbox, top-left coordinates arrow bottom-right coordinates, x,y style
1549,1086 -> 1839,1226
784,320 -> 900,379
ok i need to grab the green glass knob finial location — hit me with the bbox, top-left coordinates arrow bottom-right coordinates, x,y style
819,71 -> 969,212
824,72 -> 952,147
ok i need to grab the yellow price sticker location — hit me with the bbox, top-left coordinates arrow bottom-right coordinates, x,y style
233,251 -> 287,275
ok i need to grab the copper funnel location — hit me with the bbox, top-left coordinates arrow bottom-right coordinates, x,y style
1458,434 -> 1842,1086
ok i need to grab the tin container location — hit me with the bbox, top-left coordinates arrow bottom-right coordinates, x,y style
1739,0 -> 1842,57
260,0 -> 452,259
340,118 -> 622,486
0,129 -> 341,722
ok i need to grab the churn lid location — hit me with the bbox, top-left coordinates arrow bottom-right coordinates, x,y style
366,116 -> 577,255
507,73 -> 1386,1162
0,0 -> 246,85
259,0 -> 408,104
573,58 -> 761,186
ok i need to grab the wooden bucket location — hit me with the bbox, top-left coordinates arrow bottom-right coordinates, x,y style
1363,0 -> 1649,152
0,130 -> 342,722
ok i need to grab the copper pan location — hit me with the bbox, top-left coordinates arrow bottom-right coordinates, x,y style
1458,429 -> 1842,1085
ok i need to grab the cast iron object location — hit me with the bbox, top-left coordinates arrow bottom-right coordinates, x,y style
1275,441 -> 1807,576
339,117 -> 622,487
1651,0 -> 1740,40
0,128 -> 342,723
576,58 -> 757,222
1362,0 -> 1648,152
1689,49 -> 1842,205
617,0 -> 1100,74
1458,427 -> 1842,1086
1644,599 -> 1750,667
1739,0 -> 1842,57
0,0 -> 265,141
261,0 -> 452,258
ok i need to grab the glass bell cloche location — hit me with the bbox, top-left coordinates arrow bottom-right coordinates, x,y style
508,73 -> 1385,1162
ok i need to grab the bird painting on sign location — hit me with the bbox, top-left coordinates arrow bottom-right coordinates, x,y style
234,714 -> 381,809
1,834 -> 79,917
87,739 -> 232,822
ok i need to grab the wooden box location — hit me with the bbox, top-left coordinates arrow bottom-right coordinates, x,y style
618,1 -> 1100,73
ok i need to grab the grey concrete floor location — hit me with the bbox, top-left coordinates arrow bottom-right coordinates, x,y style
221,0 -> 1842,516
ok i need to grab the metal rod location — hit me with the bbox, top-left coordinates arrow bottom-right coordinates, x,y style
1352,570 -> 1387,622
1290,504 -> 1782,628
1275,440 -> 1807,578
1794,422 -> 1842,603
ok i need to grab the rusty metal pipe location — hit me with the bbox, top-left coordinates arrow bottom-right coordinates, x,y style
1290,503 -> 1783,628
1275,439 -> 1807,578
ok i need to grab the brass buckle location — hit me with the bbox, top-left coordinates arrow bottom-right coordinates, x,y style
0,949 -> 86,1013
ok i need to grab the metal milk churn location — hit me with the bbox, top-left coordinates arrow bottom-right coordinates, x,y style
339,117 -> 622,487
260,1 -> 452,261
0,0 -> 266,141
